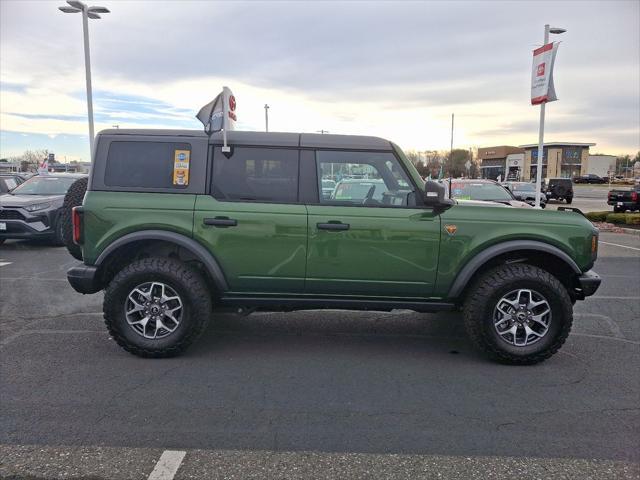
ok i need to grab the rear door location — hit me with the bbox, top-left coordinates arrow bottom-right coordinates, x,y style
305,150 -> 440,298
194,146 -> 308,294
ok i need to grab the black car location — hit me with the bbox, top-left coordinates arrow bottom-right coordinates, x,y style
574,174 -> 606,184
544,178 -> 574,203
0,173 -> 87,245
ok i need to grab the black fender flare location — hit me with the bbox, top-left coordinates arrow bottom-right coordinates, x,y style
94,230 -> 229,292
447,240 -> 581,299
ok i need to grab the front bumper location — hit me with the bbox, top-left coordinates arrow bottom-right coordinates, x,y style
67,264 -> 101,294
575,270 -> 601,299
0,208 -> 59,239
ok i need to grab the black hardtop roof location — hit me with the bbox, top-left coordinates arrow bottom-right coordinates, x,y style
97,129 -> 393,151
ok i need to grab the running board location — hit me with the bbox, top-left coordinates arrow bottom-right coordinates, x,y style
218,296 -> 457,313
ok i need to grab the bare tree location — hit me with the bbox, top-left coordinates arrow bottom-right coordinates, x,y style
13,149 -> 49,172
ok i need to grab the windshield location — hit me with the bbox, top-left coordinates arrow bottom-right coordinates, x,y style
451,182 -> 513,201
10,176 -> 78,195
511,183 -> 535,192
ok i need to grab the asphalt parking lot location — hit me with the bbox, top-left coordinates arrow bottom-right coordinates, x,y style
1,230 -> 639,479
553,184 -> 617,213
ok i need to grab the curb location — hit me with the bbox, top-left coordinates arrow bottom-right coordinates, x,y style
620,227 -> 640,236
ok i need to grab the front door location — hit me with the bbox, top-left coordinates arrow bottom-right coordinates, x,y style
306,150 -> 441,298
194,146 -> 307,294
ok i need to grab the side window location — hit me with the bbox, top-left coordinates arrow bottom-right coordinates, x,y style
316,151 -> 415,207
5,178 -> 17,190
105,141 -> 191,188
212,147 -> 299,203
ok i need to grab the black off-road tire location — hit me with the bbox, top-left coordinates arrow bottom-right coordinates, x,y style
463,263 -> 573,365
613,206 -> 623,213
60,177 -> 88,260
103,257 -> 212,358
565,196 -> 573,204
0,239 -> 5,246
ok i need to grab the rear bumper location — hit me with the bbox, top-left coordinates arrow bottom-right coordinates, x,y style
67,264 -> 101,294
575,270 -> 601,299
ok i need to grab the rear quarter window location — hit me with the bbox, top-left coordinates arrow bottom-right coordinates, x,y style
105,141 -> 191,188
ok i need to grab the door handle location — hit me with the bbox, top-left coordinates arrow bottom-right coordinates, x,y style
317,222 -> 350,231
203,217 -> 238,227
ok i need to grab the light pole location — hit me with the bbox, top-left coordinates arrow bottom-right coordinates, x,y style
264,104 -> 269,132
58,0 -> 109,163
534,24 -> 566,208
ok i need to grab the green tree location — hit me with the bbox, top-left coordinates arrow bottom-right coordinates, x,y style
446,149 -> 471,178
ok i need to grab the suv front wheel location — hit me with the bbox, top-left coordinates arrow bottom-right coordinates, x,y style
103,257 -> 212,357
463,264 -> 573,365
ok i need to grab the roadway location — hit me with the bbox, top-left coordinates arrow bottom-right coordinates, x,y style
1,232 -> 639,479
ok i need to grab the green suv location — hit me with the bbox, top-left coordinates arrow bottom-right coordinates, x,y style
67,129 -> 600,364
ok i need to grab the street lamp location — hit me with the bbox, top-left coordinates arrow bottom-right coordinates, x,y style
534,24 -> 566,208
58,0 -> 109,162
264,104 -> 269,132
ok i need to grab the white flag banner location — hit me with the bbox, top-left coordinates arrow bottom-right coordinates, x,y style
531,42 -> 560,105
196,86 -> 237,133
37,158 -> 49,175
222,86 -> 237,132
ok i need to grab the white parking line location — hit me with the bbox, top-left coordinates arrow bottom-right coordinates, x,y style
148,450 -> 186,480
0,260 -> 12,267
599,241 -> 640,251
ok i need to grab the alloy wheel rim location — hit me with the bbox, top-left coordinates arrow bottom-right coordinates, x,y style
125,282 -> 183,339
493,289 -> 551,347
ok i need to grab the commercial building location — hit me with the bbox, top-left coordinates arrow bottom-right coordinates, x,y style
519,142 -> 595,180
477,146 -> 525,180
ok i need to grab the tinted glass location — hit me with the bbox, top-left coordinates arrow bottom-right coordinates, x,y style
316,150 -> 414,206
105,141 -> 191,188
4,178 -> 18,190
212,147 -> 299,202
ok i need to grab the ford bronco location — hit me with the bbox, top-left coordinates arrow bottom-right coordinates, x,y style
66,129 -> 601,364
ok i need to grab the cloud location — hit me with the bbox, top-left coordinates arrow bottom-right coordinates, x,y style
1,0 -> 639,158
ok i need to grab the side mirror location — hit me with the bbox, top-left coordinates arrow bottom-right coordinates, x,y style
424,180 -> 454,210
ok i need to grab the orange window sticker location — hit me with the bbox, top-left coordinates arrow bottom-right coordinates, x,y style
173,150 -> 190,186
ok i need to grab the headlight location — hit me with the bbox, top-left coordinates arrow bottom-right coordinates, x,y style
24,202 -> 52,212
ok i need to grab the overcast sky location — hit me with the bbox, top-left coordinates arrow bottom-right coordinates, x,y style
1,0 -> 639,162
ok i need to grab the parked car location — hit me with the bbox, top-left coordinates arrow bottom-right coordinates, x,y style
502,182 -> 547,208
608,184 -> 640,212
66,129 -> 600,364
0,173 -> 87,245
0,174 -> 25,194
573,174 -> 606,184
448,179 -> 532,208
543,178 -> 574,203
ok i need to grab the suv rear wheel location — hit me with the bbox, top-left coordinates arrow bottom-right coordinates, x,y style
103,257 -> 212,357
463,263 -> 572,365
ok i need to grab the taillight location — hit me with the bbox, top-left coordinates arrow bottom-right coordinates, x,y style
72,207 -> 83,244
632,191 -> 638,202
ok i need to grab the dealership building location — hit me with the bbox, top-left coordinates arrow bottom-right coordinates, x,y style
477,146 -> 525,180
477,142 -> 615,181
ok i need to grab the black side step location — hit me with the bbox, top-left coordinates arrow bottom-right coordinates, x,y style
218,296 -> 456,313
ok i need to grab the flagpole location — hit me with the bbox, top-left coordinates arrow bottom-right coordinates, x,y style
449,113 -> 454,177
534,25 -> 550,208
